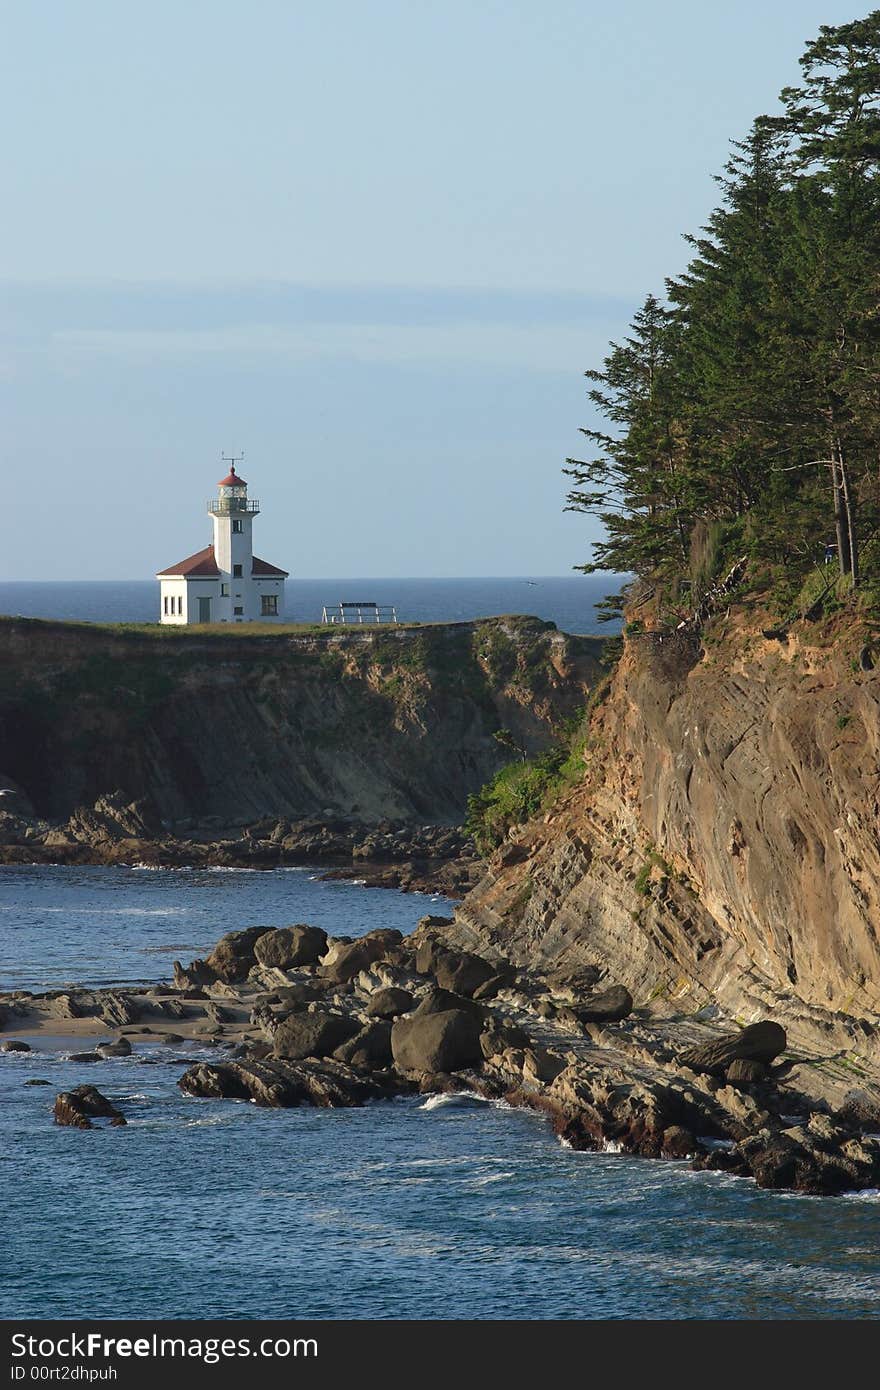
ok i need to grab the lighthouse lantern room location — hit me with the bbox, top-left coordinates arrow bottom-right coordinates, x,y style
156,460 -> 288,624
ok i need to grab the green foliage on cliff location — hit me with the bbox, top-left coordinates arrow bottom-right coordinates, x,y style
465,707 -> 591,854
566,13 -> 880,614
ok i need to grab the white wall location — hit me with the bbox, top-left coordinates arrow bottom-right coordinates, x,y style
158,579 -> 187,624
251,578 -> 285,622
186,580 -> 221,624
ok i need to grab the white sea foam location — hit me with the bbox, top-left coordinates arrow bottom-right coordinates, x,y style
204,866 -> 263,873
420,1091 -> 490,1110
465,1171 -> 514,1187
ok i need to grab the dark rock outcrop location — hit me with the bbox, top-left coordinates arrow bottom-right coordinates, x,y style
414,938 -> 498,997
273,1010 -> 361,1061
725,1058 -> 767,1087
365,987 -> 415,1019
205,928 -> 273,983
678,1021 -> 786,1077
333,1020 -> 394,1069
178,1057 -> 404,1108
411,987 -> 485,1022
254,925 -> 328,970
391,1009 -> 483,1075
321,929 -> 403,985
99,992 -> 142,1026
54,1085 -> 127,1128
577,985 -> 633,1024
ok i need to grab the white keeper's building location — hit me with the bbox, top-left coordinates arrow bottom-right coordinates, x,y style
156,464 -> 289,624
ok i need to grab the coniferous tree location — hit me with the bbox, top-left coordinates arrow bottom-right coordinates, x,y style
568,12 -> 880,606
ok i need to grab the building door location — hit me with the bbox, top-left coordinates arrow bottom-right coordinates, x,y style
198,597 -> 211,623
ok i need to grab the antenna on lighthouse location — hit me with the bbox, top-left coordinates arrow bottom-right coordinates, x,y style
221,450 -> 245,471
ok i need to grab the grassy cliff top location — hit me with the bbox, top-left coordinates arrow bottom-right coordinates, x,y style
0,612 -> 603,645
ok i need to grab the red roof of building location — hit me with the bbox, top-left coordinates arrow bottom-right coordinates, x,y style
156,545 -> 288,579
252,555 -> 289,577
218,463 -> 247,487
156,544 -> 221,578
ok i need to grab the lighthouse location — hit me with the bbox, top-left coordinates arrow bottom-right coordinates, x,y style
156,460 -> 289,624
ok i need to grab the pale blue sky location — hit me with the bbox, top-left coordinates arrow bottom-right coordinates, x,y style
0,1 -> 862,579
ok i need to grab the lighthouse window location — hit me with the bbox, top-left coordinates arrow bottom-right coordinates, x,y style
221,583 -> 229,596
233,564 -> 243,578
261,595 -> 278,616
232,519 -> 243,533
234,606 -> 244,616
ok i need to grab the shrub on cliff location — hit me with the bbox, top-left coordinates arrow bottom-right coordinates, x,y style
465,739 -> 587,855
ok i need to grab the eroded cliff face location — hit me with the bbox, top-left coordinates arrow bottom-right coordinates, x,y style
0,616 -> 602,826
450,614 -> 880,1059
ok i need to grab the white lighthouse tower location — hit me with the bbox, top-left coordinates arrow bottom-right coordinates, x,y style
156,458 -> 289,624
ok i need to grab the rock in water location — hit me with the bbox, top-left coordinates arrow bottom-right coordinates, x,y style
178,1057 -> 396,1108
54,1085 -> 127,1129
661,1125 -> 697,1158
254,924 -> 328,969
678,1021 -> 786,1077
1,1040 -> 31,1053
96,1037 -> 132,1057
272,1010 -> 361,1061
391,1008 -> 483,1075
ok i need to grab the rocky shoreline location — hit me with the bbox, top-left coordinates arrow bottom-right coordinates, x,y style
0,794 -> 480,896
5,916 -> 880,1196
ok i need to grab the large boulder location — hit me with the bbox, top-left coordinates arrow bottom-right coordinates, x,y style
412,987 -> 485,1022
54,1085 -> 126,1129
365,987 -> 415,1019
838,1089 -> 880,1131
478,1016 -> 530,1061
415,938 -> 502,998
391,1009 -> 483,1076
204,927 -> 273,983
334,1021 -> 394,1069
273,1009 -> 361,1061
254,925 -> 328,970
678,1021 -> 787,1077
577,985 -> 633,1024
269,983 -> 322,1010
321,929 -> 403,985
434,950 -> 501,998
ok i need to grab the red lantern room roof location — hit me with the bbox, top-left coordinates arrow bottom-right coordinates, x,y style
218,463 -> 247,488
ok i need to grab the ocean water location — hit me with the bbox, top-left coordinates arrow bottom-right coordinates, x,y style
2,865 -> 880,1321
0,575 -> 621,634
